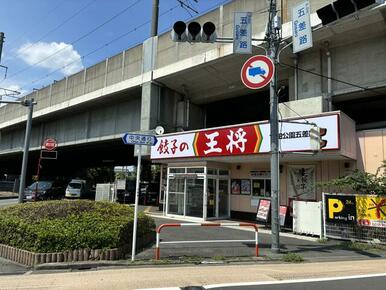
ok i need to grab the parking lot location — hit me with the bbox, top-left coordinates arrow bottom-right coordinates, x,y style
137,213 -> 386,262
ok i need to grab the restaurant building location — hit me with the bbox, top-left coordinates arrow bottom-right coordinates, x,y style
151,111 -> 358,221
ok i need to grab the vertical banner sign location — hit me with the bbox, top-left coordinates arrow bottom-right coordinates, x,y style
292,1 -> 313,53
233,12 -> 252,54
288,166 -> 316,200
279,206 -> 288,226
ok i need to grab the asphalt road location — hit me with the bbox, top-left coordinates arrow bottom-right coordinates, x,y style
0,198 -> 18,208
205,274 -> 386,290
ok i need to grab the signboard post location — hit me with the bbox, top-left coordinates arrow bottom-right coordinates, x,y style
122,132 -> 157,262
233,12 -> 252,54
292,1 -> 313,53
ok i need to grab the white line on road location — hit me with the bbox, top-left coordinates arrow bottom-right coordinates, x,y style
204,273 -> 386,289
136,288 -> 181,290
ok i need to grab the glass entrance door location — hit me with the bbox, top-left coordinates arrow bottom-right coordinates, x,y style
206,178 -> 229,219
185,178 -> 204,218
207,178 -> 216,218
218,179 -> 229,217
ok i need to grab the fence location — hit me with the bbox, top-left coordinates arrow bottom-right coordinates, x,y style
0,180 -> 17,192
323,193 -> 386,243
95,183 -> 116,202
155,223 -> 259,260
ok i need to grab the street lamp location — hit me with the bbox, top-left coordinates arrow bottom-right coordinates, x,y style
0,98 -> 37,203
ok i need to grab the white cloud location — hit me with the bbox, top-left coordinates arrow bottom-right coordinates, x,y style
17,41 -> 83,75
0,83 -> 26,106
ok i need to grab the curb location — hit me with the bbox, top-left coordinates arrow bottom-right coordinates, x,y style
34,256 -> 284,271
0,196 -> 18,200
34,260 -> 130,271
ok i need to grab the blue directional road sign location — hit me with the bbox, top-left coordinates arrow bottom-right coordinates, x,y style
122,133 -> 157,146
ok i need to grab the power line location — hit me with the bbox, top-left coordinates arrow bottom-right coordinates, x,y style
1,0 -> 144,85
176,0 -> 198,15
279,61 -> 386,99
26,5 -> 181,88
21,0 -> 229,90
14,0 -> 98,55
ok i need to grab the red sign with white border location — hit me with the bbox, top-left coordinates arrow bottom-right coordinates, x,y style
241,55 -> 274,89
43,138 -> 57,151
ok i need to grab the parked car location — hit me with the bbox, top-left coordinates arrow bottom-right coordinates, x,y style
24,181 -> 65,201
116,180 -> 136,204
139,182 -> 160,205
65,179 -> 88,199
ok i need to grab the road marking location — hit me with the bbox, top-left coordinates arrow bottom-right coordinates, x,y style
136,288 -> 181,290
145,214 -> 319,242
204,273 -> 386,289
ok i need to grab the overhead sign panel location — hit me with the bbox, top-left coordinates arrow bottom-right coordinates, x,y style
241,55 -> 274,90
233,12 -> 252,54
292,1 -> 313,53
122,133 -> 157,146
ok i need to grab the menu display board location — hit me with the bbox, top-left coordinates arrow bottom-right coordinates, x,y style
256,199 -> 271,221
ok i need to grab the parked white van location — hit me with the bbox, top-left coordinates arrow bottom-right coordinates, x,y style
65,179 -> 87,199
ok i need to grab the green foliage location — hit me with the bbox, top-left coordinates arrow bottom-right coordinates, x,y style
86,167 -> 114,186
0,200 -> 155,253
319,161 -> 386,195
340,241 -> 386,251
282,252 -> 304,263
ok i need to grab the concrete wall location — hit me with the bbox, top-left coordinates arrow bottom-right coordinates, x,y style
0,97 -> 141,154
357,128 -> 386,174
0,45 -> 143,127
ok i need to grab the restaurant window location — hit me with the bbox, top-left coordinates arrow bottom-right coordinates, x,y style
252,179 -> 271,198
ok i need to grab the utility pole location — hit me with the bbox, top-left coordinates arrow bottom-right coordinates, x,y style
0,32 -> 4,63
267,0 -> 281,253
18,99 -> 35,203
151,0 -> 159,37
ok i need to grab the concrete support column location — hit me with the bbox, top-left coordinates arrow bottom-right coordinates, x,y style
138,36 -> 159,156
140,82 -> 160,133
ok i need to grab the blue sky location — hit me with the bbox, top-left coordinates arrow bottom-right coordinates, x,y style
0,0 -> 229,99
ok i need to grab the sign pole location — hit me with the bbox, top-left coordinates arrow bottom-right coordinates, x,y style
131,144 -> 142,262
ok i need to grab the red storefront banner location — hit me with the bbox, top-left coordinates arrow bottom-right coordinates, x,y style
194,124 -> 263,157
150,113 -> 340,160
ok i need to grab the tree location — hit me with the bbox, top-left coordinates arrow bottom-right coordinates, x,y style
86,167 -> 114,187
319,161 -> 386,195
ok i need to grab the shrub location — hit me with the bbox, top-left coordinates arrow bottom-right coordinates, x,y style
282,252 -> 304,263
0,200 -> 155,253
318,160 -> 386,195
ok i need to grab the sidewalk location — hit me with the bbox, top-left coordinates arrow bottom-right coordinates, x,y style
1,260 -> 386,290
0,191 -> 18,200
